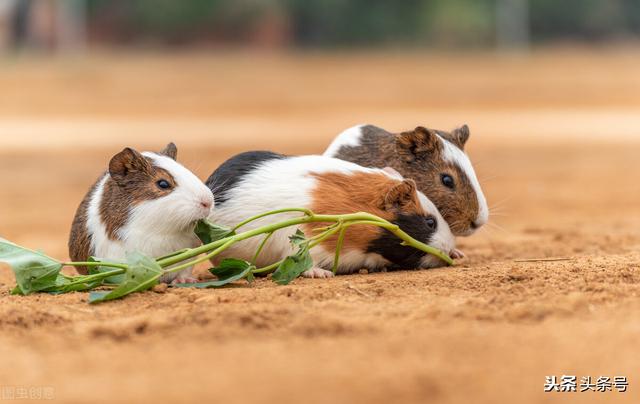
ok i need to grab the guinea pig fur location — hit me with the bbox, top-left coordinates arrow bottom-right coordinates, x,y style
324,124 -> 489,237
206,152 -> 456,278
68,143 -> 215,284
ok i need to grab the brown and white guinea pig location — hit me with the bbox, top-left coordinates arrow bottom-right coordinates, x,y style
324,124 -> 488,237
68,143 -> 215,284
205,152 -> 456,278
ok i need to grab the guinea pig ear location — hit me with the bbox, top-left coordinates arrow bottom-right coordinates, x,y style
395,126 -> 440,163
449,124 -> 470,150
159,142 -> 178,160
109,148 -> 152,185
382,179 -> 418,211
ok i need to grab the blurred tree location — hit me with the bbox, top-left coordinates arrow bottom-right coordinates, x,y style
286,0 -> 426,46
530,0 -> 630,41
421,0 -> 494,47
623,0 -> 640,34
496,0 -> 530,49
81,0 -> 640,48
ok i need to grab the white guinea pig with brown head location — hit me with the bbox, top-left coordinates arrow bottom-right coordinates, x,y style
68,143 -> 214,284
205,152 -> 456,277
325,124 -> 489,237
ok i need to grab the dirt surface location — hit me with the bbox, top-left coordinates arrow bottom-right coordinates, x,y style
1,50 -> 639,403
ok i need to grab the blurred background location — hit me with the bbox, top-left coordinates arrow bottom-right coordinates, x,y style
3,0 -> 640,50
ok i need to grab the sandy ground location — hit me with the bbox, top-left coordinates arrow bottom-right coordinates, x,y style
0,50 -> 639,403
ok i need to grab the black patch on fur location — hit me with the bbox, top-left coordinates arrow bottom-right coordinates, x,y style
206,151 -> 286,205
366,213 -> 436,269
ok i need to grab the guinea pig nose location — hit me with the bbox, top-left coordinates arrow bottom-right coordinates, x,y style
200,200 -> 212,209
470,221 -> 479,230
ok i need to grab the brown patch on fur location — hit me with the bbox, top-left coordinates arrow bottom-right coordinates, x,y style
304,171 -> 423,252
100,162 -> 176,240
331,125 -> 480,236
396,126 -> 440,162
68,179 -> 100,274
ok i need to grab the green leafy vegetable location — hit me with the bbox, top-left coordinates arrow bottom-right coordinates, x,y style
271,231 -> 313,285
195,219 -> 235,245
3,208 -> 453,304
271,249 -> 313,285
89,252 -> 162,304
87,256 -> 125,284
0,238 -> 63,295
175,258 -> 254,289
289,229 -> 307,246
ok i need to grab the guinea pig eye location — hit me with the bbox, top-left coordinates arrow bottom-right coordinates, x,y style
440,174 -> 455,190
156,179 -> 171,190
425,216 -> 437,231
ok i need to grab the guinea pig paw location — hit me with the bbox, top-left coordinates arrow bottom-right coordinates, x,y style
171,276 -> 199,285
450,249 -> 465,259
302,267 -> 335,279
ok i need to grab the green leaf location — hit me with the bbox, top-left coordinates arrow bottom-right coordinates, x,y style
44,274 -> 104,294
289,229 -> 307,247
176,258 -> 254,289
195,219 -> 235,245
0,238 -> 63,295
87,257 -> 125,285
89,291 -> 109,301
210,258 -> 253,281
271,247 -> 313,285
89,252 -> 162,304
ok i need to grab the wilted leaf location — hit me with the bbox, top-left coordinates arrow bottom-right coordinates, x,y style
0,238 -> 63,295
195,219 -> 235,245
89,252 -> 162,303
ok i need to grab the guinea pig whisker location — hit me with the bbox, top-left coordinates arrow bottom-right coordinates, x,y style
488,206 -> 509,215
478,173 -> 503,183
485,221 -> 510,235
208,176 -> 234,195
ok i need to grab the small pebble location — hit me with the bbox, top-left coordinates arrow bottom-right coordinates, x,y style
152,284 -> 168,294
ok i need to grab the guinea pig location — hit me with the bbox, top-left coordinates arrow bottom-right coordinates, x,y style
205,152 -> 456,278
324,124 -> 488,237
68,143 -> 215,284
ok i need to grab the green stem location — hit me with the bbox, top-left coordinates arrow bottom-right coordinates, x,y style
307,225 -> 343,249
231,207 -> 313,232
252,260 -> 283,274
158,210 -> 452,273
61,261 -> 129,270
162,238 -> 238,275
63,268 -> 125,286
252,232 -> 274,264
332,227 -> 347,274
157,212 -> 374,268
156,248 -> 191,262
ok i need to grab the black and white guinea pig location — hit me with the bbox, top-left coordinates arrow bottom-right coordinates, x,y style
68,143 -> 215,284
324,124 -> 488,237
205,152 -> 456,278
